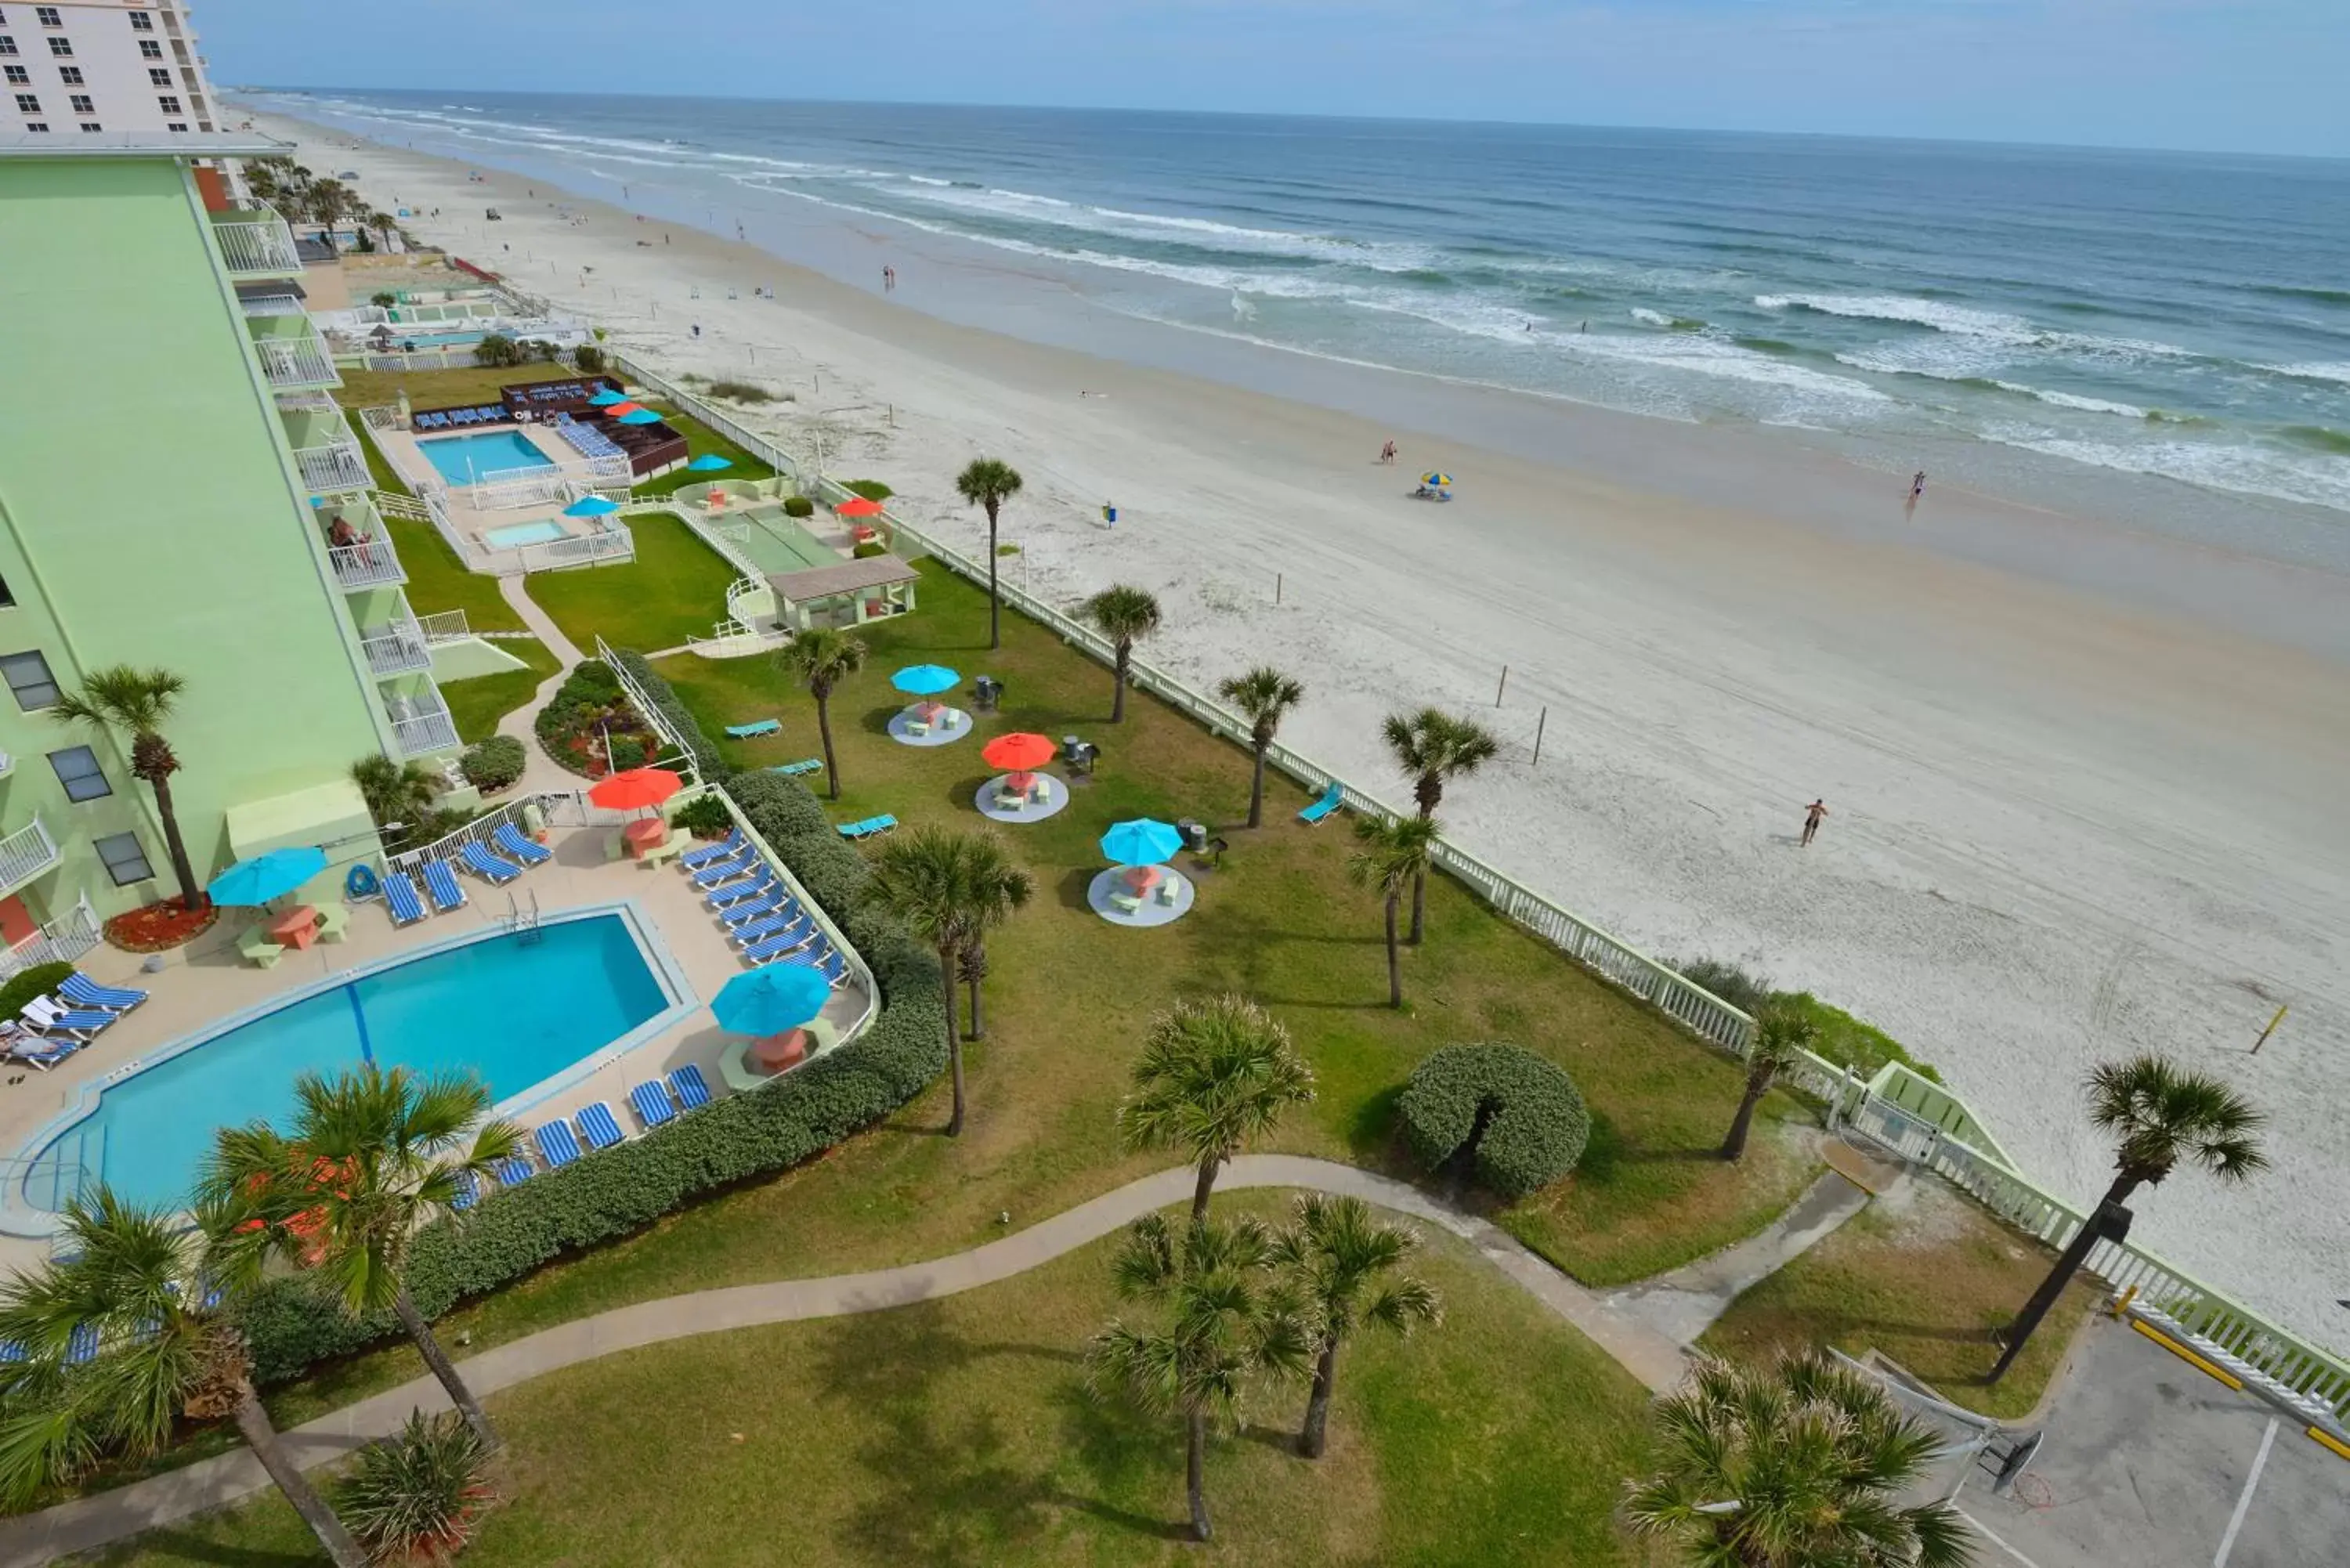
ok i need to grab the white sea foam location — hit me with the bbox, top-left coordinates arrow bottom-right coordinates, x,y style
2261,361 -> 2350,385
1991,382 -> 2149,417
1980,424 -> 2350,512
1630,308 -> 1674,327
1758,292 -> 2037,339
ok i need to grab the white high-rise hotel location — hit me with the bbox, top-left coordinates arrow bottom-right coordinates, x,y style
2,2 -> 222,138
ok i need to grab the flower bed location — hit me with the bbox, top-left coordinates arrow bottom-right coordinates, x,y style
103,896 -> 221,953
530,660 -> 661,780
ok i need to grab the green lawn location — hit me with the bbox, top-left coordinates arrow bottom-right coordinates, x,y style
336,363 -> 584,412
527,511 -> 739,654
440,637 -> 564,746
629,403 -> 779,498
1699,1180 -> 2101,1420
378,515 -> 527,634
343,406 -> 409,497
86,1198 -> 1665,1568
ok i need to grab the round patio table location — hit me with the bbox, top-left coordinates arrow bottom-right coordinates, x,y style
624,818 -> 667,858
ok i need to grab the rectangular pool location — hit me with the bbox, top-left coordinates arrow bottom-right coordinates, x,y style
484,519 -> 570,548
35,915 -> 670,1209
420,429 -> 556,487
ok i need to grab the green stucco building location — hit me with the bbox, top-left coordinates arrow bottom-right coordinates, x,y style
0,132 -> 457,966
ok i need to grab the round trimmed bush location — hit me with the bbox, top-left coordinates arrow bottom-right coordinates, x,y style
851,540 -> 888,558
0,961 -> 76,1024
782,495 -> 815,518
1398,1042 -> 1590,1199
459,735 -> 526,793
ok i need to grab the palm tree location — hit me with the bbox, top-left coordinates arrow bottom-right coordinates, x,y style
1380,708 -> 1498,943
1350,815 -> 1439,1008
1720,999 -> 1817,1162
366,211 -> 399,251
1117,995 -> 1315,1222
950,834 -> 1030,1042
1271,1194 -> 1441,1458
1087,1214 -> 1312,1543
1217,667 -> 1304,829
1626,1352 -> 1972,1568
351,753 -> 440,843
52,666 -> 203,909
953,458 -> 1024,649
199,1064 -> 522,1452
866,827 -> 1032,1136
2084,1053 -> 2268,1209
1081,585 -> 1162,722
776,627 -> 866,800
0,1189 -> 369,1567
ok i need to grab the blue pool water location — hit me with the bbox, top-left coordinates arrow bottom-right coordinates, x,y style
483,519 -> 569,548
35,916 -> 668,1210
419,429 -> 556,487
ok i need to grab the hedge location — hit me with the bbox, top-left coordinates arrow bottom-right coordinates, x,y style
607,648 -> 728,783
0,961 -> 74,1024
1397,1042 -> 1590,1200
233,775 -> 944,1385
458,735 -> 526,793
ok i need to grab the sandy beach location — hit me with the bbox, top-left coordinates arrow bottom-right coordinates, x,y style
253,110 -> 2350,1349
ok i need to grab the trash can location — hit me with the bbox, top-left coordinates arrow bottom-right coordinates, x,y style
1179,820 -> 1208,854
973,675 -> 1002,713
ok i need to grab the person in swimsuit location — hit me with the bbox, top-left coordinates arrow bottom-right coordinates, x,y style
1800,799 -> 1829,847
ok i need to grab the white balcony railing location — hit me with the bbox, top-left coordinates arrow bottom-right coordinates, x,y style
327,537 -> 404,591
292,429 -> 371,494
212,210 -> 303,276
417,609 -> 471,643
254,335 -> 341,392
0,895 -> 99,985
239,292 -> 307,317
0,818 -> 63,898
360,616 -> 433,677
388,692 -> 460,757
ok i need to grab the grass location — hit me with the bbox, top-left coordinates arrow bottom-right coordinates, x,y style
1698,1179 -> 2101,1420
87,1197 -> 1666,1567
627,403 -> 779,498
439,637 -> 563,746
377,515 -> 526,634
335,363 -> 584,412
526,511 -> 739,653
343,407 -> 409,497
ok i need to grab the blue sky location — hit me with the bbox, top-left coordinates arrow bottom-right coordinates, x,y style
204,0 -> 2346,158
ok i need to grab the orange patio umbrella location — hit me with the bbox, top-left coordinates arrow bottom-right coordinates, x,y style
836,496 -> 885,518
603,400 -> 648,417
589,766 -> 683,812
981,732 -> 1057,771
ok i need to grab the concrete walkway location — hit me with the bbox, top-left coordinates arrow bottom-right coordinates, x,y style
0,1155 -> 1688,1567
490,574 -> 591,798
1601,1168 -> 1878,1346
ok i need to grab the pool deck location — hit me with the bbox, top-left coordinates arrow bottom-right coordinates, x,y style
367,420 -> 610,563
0,817 -> 873,1274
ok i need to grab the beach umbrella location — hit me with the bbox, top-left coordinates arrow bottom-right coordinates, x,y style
207,845 -> 327,908
712,962 -> 830,1036
604,400 -> 647,416
1419,472 -> 1453,488
982,732 -> 1058,771
836,496 -> 885,518
686,453 -> 734,471
588,388 -> 627,406
562,494 -> 621,518
616,408 -> 664,425
588,767 -> 682,812
891,664 -> 960,696
1099,818 -> 1184,868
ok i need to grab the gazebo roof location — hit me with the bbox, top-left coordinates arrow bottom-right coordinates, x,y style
768,555 -> 920,603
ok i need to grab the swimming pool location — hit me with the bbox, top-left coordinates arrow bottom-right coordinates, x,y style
419,429 -> 556,487
483,519 -> 569,549
28,915 -> 673,1212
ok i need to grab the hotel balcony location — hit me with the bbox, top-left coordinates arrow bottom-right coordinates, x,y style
382,680 -> 461,758
358,596 -> 433,677
209,203 -> 304,279
249,316 -> 342,393
280,407 -> 372,496
0,818 -> 63,901
320,494 -> 407,591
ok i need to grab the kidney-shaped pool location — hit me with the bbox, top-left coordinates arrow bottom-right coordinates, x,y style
27,912 -> 674,1212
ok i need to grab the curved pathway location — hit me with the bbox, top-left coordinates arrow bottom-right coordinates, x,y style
489,574 -> 592,797
0,1156 -> 1691,1567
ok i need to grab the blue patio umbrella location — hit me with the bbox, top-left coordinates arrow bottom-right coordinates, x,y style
891,664 -> 960,696
712,963 -> 830,1036
1099,819 -> 1184,868
616,407 -> 664,425
686,453 -> 734,471
563,494 -> 620,517
588,388 -> 627,406
207,845 -> 328,908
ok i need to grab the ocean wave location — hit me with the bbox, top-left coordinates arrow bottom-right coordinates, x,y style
885,183 -> 1440,273
1631,308 -> 1707,331
2282,425 -> 2350,456
1757,292 -> 2036,339
2247,284 -> 2350,309
1980,425 -> 2350,512
2259,361 -> 2350,386
1990,382 -> 2149,418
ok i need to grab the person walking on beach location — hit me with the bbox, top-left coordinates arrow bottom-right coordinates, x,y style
1379,439 -> 1397,465
691,323 -> 701,340
1800,799 -> 1829,847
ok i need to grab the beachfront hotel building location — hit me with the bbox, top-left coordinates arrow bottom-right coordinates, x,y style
0,128 -> 464,965
2,2 -> 221,138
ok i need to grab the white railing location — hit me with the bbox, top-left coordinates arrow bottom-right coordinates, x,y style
612,351 -> 2350,1408
385,789 -> 587,874
360,615 -> 433,677
684,619 -> 790,659
212,209 -> 302,275
418,609 -> 471,643
254,335 -> 340,391
519,527 -> 634,574
356,403 -> 402,436
0,818 -> 63,896
238,291 -> 307,317
374,490 -> 432,523
327,538 -> 405,591
674,508 -> 765,582
0,895 -> 99,985
292,428 -> 371,493
593,634 -> 693,779
387,692 -> 461,757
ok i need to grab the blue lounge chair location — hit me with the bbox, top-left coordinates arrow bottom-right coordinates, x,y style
493,1155 -> 533,1187
681,831 -> 744,870
690,849 -> 757,888
768,758 -> 824,778
718,891 -> 782,927
458,841 -> 522,885
534,1118 -> 583,1169
421,859 -> 467,912
628,1080 -> 676,1129
725,718 -> 781,739
817,948 -> 850,988
1298,781 -> 1345,826
66,1324 -> 99,1365
705,869 -> 776,909
451,1170 -> 482,1212
384,871 -> 427,925
744,927 -> 818,964
577,1101 -> 624,1150
27,999 -> 114,1039
492,822 -> 553,867
61,973 -> 145,1012
668,1064 -> 713,1110
733,912 -> 804,948
4,1031 -> 79,1071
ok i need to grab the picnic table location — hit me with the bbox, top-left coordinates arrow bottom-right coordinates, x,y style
267,905 -> 320,951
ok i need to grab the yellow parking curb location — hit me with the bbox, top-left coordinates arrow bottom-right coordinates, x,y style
2309,1425 -> 2350,1462
2130,1319 -> 2243,1390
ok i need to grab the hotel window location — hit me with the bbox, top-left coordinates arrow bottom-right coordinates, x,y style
156,93 -> 176,114
54,63 -> 75,81
76,120 -> 96,131
47,746 -> 111,804
94,832 -> 155,887
34,5 -> 57,24
138,37 -> 158,57
2,65 -> 22,84
12,92 -> 35,113
67,92 -> 89,113
46,34 -> 69,56
0,38 -> 16,56
146,66 -> 166,84
22,120 -> 43,131
0,650 -> 60,710
130,9 -> 154,28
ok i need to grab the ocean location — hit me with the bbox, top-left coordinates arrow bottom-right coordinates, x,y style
258,91 -> 2350,540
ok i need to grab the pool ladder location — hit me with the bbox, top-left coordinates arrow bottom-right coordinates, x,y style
505,888 -> 544,945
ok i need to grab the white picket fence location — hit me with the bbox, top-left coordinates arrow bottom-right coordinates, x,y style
609,353 -> 2350,1427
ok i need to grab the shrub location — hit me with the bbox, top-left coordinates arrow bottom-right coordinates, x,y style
606,735 -> 648,771
0,962 -> 76,1024
996,543 -> 1021,557
1398,1042 -> 1590,1199
338,1410 -> 492,1565
370,291 -> 397,308
573,343 -> 606,374
606,649 -> 728,783
458,735 -> 526,793
673,793 -> 733,839
781,495 -> 814,518
708,379 -> 775,403
718,770 -> 830,837
521,338 -> 561,363
841,479 -> 894,502
471,333 -> 521,368
851,541 -> 888,559
1776,992 -> 1939,1082
1676,958 -> 1773,1016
